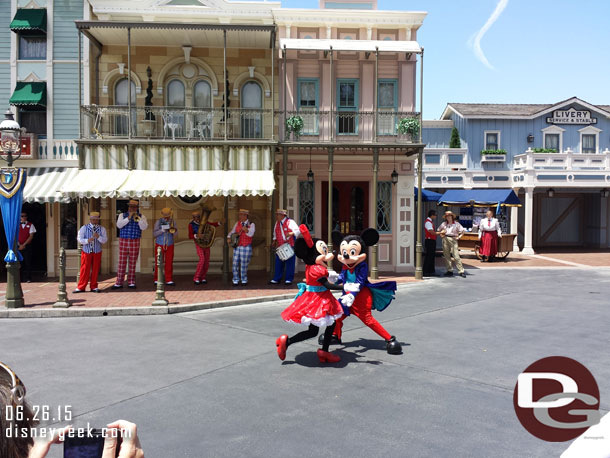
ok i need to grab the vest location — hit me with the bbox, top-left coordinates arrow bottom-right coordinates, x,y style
82,224 -> 103,254
425,218 -> 437,240
235,221 -> 253,247
18,223 -> 32,245
155,218 -> 175,246
274,218 -> 295,247
119,213 -> 142,240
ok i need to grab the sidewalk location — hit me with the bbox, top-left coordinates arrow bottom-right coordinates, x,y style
0,271 -> 417,318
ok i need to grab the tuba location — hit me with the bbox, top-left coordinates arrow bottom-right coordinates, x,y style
196,206 -> 216,249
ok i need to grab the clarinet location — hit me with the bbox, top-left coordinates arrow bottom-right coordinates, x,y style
90,224 -> 99,254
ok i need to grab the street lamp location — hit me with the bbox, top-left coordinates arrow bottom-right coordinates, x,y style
0,111 -> 23,167
0,109 -> 25,308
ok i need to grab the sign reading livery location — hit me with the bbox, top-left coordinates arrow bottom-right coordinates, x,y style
547,108 -> 598,125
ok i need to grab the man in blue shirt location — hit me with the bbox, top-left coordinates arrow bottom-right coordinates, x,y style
153,207 -> 177,286
113,199 -> 148,289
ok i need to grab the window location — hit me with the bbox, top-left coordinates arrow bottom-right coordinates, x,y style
582,134 -> 596,154
114,78 -> 136,136
167,79 -> 185,107
377,79 -> 397,135
299,181 -> 314,232
376,181 -> 392,233
544,133 -> 559,152
484,131 -> 500,150
193,80 -> 211,108
60,202 -> 77,249
241,81 -> 262,138
337,79 -> 359,135
297,78 -> 318,135
19,36 -> 46,60
193,80 -> 212,137
19,107 -> 46,135
166,79 -> 186,137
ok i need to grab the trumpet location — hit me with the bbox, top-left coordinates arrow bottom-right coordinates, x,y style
168,209 -> 177,234
130,212 -> 141,223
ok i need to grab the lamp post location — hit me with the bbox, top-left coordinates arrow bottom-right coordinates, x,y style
0,110 -> 25,308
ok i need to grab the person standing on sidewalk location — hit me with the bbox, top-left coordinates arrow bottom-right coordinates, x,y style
438,210 -> 466,278
113,199 -> 148,289
153,208 -> 177,286
188,210 -> 223,285
227,209 -> 255,286
423,210 -> 438,277
74,212 -> 107,293
18,211 -> 36,282
478,209 -> 502,262
269,209 -> 300,285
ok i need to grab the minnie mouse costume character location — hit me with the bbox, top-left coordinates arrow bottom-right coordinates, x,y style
276,225 -> 344,363
324,228 -> 402,355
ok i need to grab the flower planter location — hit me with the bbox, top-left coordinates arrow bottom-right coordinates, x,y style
481,154 -> 506,162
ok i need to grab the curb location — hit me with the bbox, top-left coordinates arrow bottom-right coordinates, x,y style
0,282 -> 419,319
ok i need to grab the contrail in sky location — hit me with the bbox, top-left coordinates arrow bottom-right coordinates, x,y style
471,0 -> 509,70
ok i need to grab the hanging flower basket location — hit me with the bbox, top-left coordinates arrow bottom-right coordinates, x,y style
285,115 -> 304,140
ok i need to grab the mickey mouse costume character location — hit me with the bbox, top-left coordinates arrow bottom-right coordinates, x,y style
323,228 -> 402,355
276,225 -> 345,363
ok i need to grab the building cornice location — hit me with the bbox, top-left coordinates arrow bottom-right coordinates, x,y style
272,9 -> 426,29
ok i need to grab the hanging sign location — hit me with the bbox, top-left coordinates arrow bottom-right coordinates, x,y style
547,108 -> 597,125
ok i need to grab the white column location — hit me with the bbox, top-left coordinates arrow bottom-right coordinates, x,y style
522,187 -> 535,255
510,204 -> 520,252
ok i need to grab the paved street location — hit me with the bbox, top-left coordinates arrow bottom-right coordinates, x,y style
1,267 -> 609,457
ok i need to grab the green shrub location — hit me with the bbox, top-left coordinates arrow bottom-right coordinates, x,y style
396,117 -> 420,137
449,127 -> 461,148
532,147 -> 557,153
480,149 -> 507,155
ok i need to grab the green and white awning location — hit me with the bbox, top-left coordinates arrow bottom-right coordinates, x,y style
116,170 -> 275,198
9,82 -> 47,107
10,9 -> 47,34
22,167 -> 78,203
60,169 -> 131,199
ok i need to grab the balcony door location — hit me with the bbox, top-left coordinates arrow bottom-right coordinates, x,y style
166,79 -> 185,138
241,81 -> 262,139
114,78 -> 136,136
337,79 -> 359,135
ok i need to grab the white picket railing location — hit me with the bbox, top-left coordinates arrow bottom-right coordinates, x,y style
38,140 -> 79,160
513,147 -> 610,171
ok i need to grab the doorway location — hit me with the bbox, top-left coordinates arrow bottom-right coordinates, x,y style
321,181 -> 369,243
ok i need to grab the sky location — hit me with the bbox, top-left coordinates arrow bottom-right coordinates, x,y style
276,0 -> 610,119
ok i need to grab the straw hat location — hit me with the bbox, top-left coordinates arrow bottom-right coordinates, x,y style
128,199 -> 139,206
444,210 -> 457,219
191,211 -> 201,217
276,208 -> 288,215
238,208 -> 250,215
161,207 -> 171,217
89,211 -> 100,218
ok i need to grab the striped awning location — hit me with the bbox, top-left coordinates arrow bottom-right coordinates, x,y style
60,169 -> 130,199
117,170 -> 275,198
22,167 -> 78,203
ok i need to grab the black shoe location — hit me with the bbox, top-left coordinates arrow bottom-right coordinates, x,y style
269,280 -> 279,285
386,336 -> 403,355
128,284 -> 136,289
284,281 -> 292,285
166,281 -> 175,286
72,288 -> 84,293
201,279 -> 207,284
232,282 -> 239,287
194,280 -> 201,285
241,282 -> 248,286
92,288 -> 100,293
111,284 -> 123,289
318,334 -> 342,346
443,272 -> 454,277
459,272 -> 467,278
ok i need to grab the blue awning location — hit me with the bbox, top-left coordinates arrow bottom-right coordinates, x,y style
438,189 -> 521,207
414,187 -> 442,202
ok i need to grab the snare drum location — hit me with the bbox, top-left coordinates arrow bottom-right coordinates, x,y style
276,243 -> 294,261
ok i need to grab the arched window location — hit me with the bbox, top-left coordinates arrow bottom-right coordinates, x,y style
193,80 -> 212,108
167,79 -> 185,107
114,78 -> 136,136
241,81 -> 262,138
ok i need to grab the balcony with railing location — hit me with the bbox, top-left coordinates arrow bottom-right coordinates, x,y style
282,110 -> 422,144
514,147 -> 610,171
80,106 -> 423,145
81,106 -> 275,141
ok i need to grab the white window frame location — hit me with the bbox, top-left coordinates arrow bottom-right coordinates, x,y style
578,125 -> 601,154
541,125 -> 565,153
484,130 -> 501,151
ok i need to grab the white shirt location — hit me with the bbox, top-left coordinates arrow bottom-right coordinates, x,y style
228,220 -> 255,238
21,222 -> 36,234
478,217 -> 502,238
116,213 -> 149,230
273,217 -> 300,241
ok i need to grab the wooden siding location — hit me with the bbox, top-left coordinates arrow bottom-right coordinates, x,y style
53,0 -> 83,60
53,63 -> 81,139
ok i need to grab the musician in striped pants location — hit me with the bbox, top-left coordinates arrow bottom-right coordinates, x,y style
74,212 -> 108,293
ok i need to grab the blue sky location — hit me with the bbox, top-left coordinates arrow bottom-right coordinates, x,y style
277,0 -> 610,118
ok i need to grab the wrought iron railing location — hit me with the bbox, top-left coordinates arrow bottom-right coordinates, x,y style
80,105 -> 422,144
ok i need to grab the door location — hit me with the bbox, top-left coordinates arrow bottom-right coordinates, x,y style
114,78 -> 136,136
241,81 -> 262,138
321,181 -> 369,243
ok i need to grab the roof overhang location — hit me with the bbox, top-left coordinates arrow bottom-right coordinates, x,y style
279,38 -> 421,54
75,20 -> 275,48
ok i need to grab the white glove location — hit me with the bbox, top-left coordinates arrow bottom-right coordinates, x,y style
327,269 -> 339,284
340,293 -> 355,307
344,282 -> 361,293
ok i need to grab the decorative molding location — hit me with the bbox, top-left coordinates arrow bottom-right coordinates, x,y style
232,70 -> 271,98
156,56 -> 219,97
22,72 -> 43,82
101,68 -> 143,95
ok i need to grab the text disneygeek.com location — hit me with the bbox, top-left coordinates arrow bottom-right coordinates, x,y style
4,423 -> 133,439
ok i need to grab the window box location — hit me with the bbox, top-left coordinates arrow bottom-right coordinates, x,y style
480,149 -> 507,162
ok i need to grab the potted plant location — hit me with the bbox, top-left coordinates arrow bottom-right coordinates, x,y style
480,149 -> 507,162
285,115 -> 304,140
532,147 -> 557,153
396,117 -> 420,141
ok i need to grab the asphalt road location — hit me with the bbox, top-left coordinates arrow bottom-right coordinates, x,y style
1,267 -> 609,458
